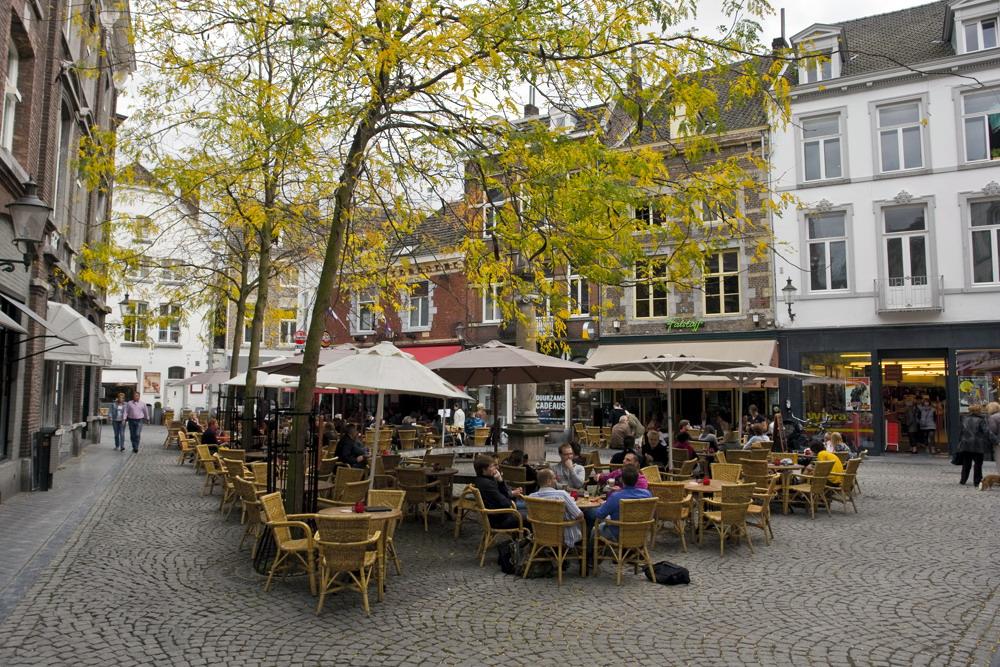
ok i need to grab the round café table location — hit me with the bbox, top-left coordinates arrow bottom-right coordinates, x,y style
768,464 -> 804,514
684,479 -> 726,543
425,468 -> 459,517
317,505 -> 403,602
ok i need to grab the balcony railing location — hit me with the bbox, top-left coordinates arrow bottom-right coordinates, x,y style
874,275 -> 943,313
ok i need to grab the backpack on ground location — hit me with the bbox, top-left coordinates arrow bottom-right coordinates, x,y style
497,537 -> 553,578
644,560 -> 691,585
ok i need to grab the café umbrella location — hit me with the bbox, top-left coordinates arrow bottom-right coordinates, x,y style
591,354 -> 748,469
310,342 -> 471,492
426,340 -> 599,453
252,344 -> 358,376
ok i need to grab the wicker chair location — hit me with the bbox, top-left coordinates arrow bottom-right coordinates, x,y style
249,461 -> 269,489
663,459 -> 697,481
313,514 -> 379,616
586,426 -> 603,447
424,453 -> 455,469
219,458 -> 249,518
741,460 -> 769,485
199,449 -> 226,496
319,479 -> 370,508
368,489 -> 406,575
746,474 -> 779,545
332,466 -> 366,502
572,423 -> 588,446
218,447 -> 246,462
711,462 -> 743,483
163,421 -> 184,448
649,481 -> 692,552
194,443 -> 215,475
177,431 -> 197,465
396,468 -> 442,531
259,492 -> 317,595
640,465 -> 662,483
592,497 -> 657,585
451,484 -> 480,539
583,450 -> 607,474
670,448 -> 691,466
372,455 -> 399,489
826,458 -> 861,513
834,451 -> 850,466
232,476 -> 264,556
473,427 -> 490,447
788,459 -> 834,519
398,430 -> 418,451
522,496 -> 586,586
465,485 -> 526,566
747,448 -> 770,459
500,465 -> 536,494
701,482 -> 755,556
316,457 -> 339,483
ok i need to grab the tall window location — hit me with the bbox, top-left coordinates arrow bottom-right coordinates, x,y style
807,212 -> 849,291
962,89 -> 1000,162
567,265 -> 589,316
156,304 -> 181,344
634,258 -> 668,318
160,260 -> 181,283
481,284 -> 501,323
964,18 -> 998,53
123,302 -> 148,343
355,289 -> 376,332
802,114 -> 842,181
1,43 -> 20,152
481,188 -> 504,238
279,319 -> 297,345
704,250 -> 740,315
882,205 -> 930,304
702,198 -> 737,223
970,200 -> 1000,284
404,281 -> 430,329
878,102 -> 923,172
243,321 -> 262,344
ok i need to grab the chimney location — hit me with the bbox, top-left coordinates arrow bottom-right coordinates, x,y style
523,85 -> 539,118
772,8 -> 789,51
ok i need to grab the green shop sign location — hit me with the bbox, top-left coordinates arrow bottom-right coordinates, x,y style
665,318 -> 704,332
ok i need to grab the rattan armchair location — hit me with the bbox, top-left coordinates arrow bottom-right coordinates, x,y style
319,479 -> 370,508
218,447 -> 246,462
332,466 -> 366,502
313,514 -> 380,616
368,489 -> 406,575
219,458 -> 249,518
711,462 -> 743,483
396,468 -> 442,531
746,474 -> 779,545
701,482 -> 755,556
465,485 -> 526,566
232,476 -> 264,556
177,431 -> 197,465
592,497 -> 657,585
825,458 -> 861,513
452,484 -> 480,539
522,496 -> 586,585
199,448 -> 226,496
259,492 -> 317,595
648,481 -> 693,552
640,465 -> 662,483
500,465 -> 536,494
194,443 -> 215,475
788,460 -> 834,519
663,459 -> 697,481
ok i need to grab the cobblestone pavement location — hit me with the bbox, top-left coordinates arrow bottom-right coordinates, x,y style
0,431 -> 997,666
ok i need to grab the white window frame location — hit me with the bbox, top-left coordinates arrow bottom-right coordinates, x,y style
799,112 -> 845,183
876,101 -> 924,173
963,17 -> 998,53
633,202 -> 665,226
632,257 -> 669,319
800,51 -> 835,84
961,87 -> 1000,163
567,265 -> 589,317
805,211 -> 850,293
967,197 -> 1000,285
123,301 -> 148,344
703,249 -> 741,316
480,188 -> 505,238
279,319 -> 297,346
156,304 -> 181,344
353,289 -> 377,333
403,280 -> 430,330
481,284 -> 501,323
1,43 -> 20,152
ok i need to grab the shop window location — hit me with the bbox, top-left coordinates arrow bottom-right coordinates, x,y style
970,199 -> 1000,284
633,257 -> 668,318
962,88 -> 1000,162
807,211 -> 849,291
801,113 -> 843,181
956,350 -> 1000,412
704,250 -> 740,315
801,352 -> 874,452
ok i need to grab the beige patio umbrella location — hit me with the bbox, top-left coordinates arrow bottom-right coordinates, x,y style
312,342 -> 471,492
591,354 -> 749,469
252,344 -> 358,376
167,368 -> 235,386
427,340 -> 598,453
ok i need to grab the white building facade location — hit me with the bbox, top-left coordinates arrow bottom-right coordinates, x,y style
771,0 -> 1000,453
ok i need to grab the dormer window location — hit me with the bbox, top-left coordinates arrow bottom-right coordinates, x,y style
790,25 -> 845,84
803,52 -> 834,83
964,17 -> 998,52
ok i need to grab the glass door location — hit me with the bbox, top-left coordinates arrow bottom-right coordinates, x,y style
883,205 -> 931,309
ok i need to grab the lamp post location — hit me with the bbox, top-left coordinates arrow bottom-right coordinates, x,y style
782,277 -> 798,322
1,179 -> 51,272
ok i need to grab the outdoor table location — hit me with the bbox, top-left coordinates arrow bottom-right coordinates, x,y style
768,464 -> 804,514
244,450 -> 268,462
317,505 -> 402,602
574,495 -> 604,510
274,479 -> 335,496
684,479 -> 725,543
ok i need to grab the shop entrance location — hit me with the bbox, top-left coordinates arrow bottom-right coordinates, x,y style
880,353 -> 948,454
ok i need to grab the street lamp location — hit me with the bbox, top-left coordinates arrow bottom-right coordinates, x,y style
781,277 -> 798,322
1,179 -> 51,272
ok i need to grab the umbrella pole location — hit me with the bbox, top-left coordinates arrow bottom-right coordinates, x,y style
368,391 -> 384,495
666,377 -> 674,472
492,372 -> 500,455
441,398 -> 447,448
737,380 -> 745,445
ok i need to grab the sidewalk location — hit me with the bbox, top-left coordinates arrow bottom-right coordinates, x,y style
0,424 -> 162,623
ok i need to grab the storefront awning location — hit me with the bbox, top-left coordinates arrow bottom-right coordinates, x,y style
0,293 -> 72,342
0,309 -> 26,334
400,344 -> 463,365
578,339 -> 779,389
44,302 -> 113,366
101,368 -> 139,385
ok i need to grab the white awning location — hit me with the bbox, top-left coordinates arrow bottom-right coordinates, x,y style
0,309 -> 26,334
43,302 -> 113,366
0,293 -> 71,341
578,339 -> 779,389
101,368 -> 139,385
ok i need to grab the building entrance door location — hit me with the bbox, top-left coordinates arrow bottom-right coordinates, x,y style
880,355 -> 948,454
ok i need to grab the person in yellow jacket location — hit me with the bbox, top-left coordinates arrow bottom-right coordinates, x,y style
813,434 -> 846,486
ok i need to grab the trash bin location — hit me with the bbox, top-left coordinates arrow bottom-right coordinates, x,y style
33,427 -> 57,491
87,415 -> 103,444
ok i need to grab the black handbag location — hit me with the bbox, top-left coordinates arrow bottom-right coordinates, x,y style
644,560 -> 690,585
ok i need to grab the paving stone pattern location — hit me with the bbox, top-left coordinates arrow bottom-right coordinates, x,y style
0,429 -> 998,666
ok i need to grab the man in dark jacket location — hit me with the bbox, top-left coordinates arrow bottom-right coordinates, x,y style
473,454 -> 522,529
957,404 -> 996,487
336,424 -> 367,469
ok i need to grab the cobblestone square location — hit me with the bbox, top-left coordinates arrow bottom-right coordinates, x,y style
0,430 -> 997,666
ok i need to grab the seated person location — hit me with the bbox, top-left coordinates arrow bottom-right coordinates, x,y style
610,436 -> 637,464
185,414 -> 203,434
811,439 -> 846,486
473,454 -> 522,529
592,451 -> 649,491
505,449 -> 538,485
677,419 -> 691,434
552,442 -> 587,490
743,422 -> 771,450
593,465 -> 652,540
528,469 -> 583,547
609,415 -> 631,449
201,419 -> 223,445
642,429 -> 670,467
673,431 -> 697,459
829,431 -> 852,454
335,424 -> 367,469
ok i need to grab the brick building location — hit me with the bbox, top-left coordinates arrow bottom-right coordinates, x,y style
0,0 -> 133,500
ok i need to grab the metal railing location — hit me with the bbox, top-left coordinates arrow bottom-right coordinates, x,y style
874,275 -> 943,312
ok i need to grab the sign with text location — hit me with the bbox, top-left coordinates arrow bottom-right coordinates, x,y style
665,318 -> 704,333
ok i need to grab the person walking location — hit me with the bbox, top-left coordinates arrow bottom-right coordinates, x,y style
916,396 -> 938,455
109,393 -> 127,451
124,391 -> 150,453
956,404 -> 996,488
987,402 -> 1000,474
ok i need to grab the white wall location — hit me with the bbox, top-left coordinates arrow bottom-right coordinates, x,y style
771,68 -> 1000,328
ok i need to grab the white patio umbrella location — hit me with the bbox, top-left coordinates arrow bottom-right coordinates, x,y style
223,368 -> 296,389
591,354 -> 749,470
312,342 -> 471,492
